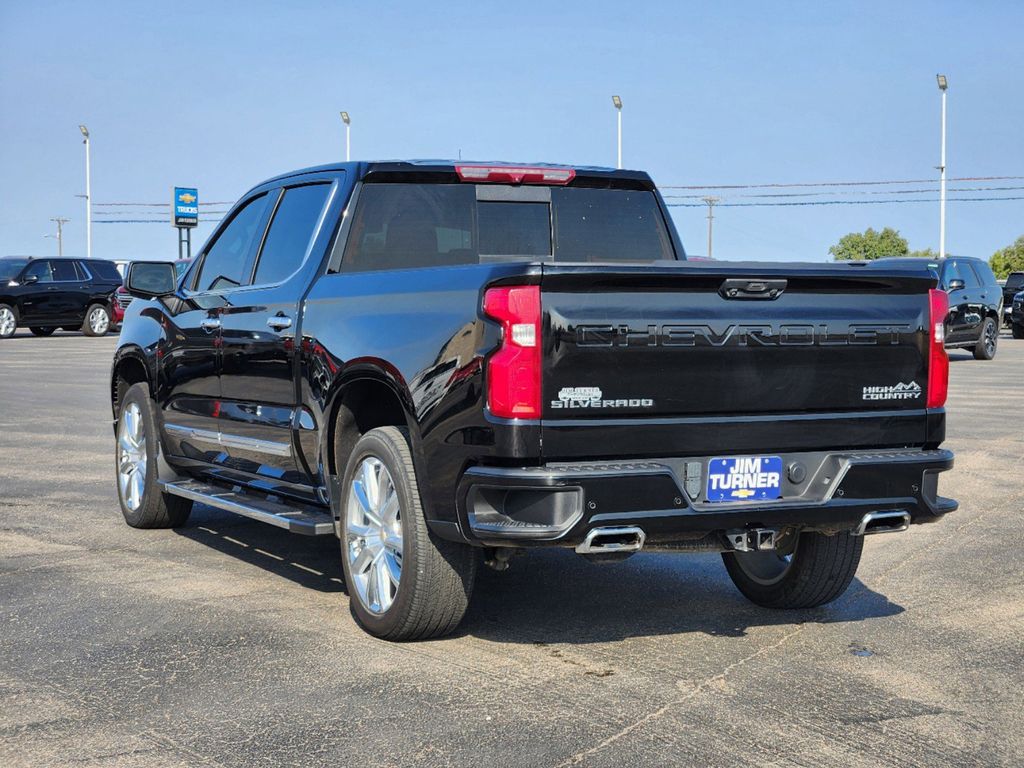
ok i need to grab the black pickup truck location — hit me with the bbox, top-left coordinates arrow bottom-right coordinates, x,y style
111,161 -> 956,640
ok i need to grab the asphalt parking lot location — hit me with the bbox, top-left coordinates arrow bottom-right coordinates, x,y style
1,328 -> 1022,768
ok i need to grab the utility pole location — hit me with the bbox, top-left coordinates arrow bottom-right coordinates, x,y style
702,196 -> 720,259
936,75 -> 948,259
78,125 -> 92,258
611,95 -> 623,168
49,217 -> 70,257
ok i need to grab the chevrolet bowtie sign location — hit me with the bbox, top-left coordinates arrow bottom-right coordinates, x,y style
173,186 -> 199,228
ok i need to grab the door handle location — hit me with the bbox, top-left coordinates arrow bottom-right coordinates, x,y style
266,315 -> 292,331
47,287 -> 58,291
200,318 -> 221,332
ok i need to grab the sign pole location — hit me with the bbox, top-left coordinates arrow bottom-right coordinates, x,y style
186,228 -> 192,260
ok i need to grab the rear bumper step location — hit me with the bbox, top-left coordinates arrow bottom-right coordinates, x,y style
161,479 -> 334,535
455,448 -> 956,546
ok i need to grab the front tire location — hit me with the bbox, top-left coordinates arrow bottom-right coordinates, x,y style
973,316 -> 997,360
29,326 -> 56,337
723,530 -> 863,609
340,426 -> 476,641
116,383 -> 192,528
1012,323 -> 1024,340
83,303 -> 111,337
0,304 -> 16,339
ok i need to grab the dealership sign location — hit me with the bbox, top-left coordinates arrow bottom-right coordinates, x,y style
173,187 -> 199,227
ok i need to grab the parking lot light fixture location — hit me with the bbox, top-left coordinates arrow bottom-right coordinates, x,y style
340,111 -> 351,162
78,125 -> 91,259
936,75 -> 948,259
611,96 -> 622,169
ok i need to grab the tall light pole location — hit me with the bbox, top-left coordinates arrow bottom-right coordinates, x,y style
936,75 -> 948,260
48,217 -> 69,257
611,95 -> 622,169
702,196 -> 720,259
340,111 -> 351,161
78,125 -> 92,259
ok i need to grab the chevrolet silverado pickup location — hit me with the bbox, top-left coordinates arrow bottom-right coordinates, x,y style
111,161 -> 956,640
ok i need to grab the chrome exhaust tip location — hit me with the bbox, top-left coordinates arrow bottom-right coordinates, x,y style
853,510 -> 911,536
575,526 -> 646,555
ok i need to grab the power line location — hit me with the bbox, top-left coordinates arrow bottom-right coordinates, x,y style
661,175 -> 1024,190
92,201 -> 234,207
667,196 -> 1024,208
663,184 -> 1024,199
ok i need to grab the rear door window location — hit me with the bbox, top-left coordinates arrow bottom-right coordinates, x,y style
252,184 -> 331,285
958,261 -> 980,288
194,194 -> 270,291
51,261 -> 78,281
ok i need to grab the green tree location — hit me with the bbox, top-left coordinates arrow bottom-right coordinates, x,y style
828,227 -> 909,261
908,247 -> 939,259
989,236 -> 1024,279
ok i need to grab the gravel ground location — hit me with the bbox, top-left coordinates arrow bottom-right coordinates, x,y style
1,328 -> 1021,767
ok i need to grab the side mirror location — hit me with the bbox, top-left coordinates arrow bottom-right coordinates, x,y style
22,274 -> 39,285
946,278 -> 965,291
126,261 -> 178,299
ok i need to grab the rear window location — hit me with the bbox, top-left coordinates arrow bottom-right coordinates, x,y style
340,183 -> 674,272
85,260 -> 123,281
1004,272 -> 1024,290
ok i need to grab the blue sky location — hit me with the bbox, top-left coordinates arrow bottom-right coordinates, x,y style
2,0 -> 1022,263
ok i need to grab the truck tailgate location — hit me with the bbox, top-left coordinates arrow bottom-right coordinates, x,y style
540,262 -> 939,459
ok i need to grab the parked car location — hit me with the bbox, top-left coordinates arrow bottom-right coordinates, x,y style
112,160 -> 956,641
113,258 -> 193,326
0,256 -> 122,338
1011,290 -> 1024,339
875,256 -> 1002,360
1001,271 -> 1024,326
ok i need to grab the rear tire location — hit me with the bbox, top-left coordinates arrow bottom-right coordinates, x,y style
82,303 -> 111,337
29,326 -> 56,337
116,383 -> 192,528
972,316 -> 997,360
723,531 -> 863,609
339,426 -> 476,641
1012,323 -> 1024,340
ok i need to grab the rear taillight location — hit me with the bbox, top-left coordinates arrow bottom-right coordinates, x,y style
482,285 -> 541,419
456,165 -> 575,185
927,288 -> 949,409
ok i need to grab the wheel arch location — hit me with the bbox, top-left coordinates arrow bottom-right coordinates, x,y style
325,373 -> 418,483
111,347 -> 153,422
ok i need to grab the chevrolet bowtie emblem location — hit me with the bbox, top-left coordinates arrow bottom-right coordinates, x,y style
179,193 -> 197,204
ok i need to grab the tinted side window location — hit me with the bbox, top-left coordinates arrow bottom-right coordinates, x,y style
195,195 -> 269,291
342,184 -> 476,272
51,261 -> 78,281
941,261 -> 962,288
958,261 -> 980,288
253,184 -> 331,285
23,261 -> 54,283
971,260 -> 997,286
87,260 -> 123,281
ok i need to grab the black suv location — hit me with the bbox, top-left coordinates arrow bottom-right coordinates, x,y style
877,256 -> 1002,360
1002,272 -> 1024,326
0,257 -> 122,339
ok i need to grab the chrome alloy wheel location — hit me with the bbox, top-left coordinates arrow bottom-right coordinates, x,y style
345,457 -> 403,615
0,306 -> 15,337
88,306 -> 110,335
117,402 -> 147,510
984,320 -> 997,356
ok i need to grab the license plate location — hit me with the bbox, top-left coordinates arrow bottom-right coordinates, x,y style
706,456 -> 783,502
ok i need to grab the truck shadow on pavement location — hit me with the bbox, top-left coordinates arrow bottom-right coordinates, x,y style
175,504 -> 348,595
175,505 -> 902,643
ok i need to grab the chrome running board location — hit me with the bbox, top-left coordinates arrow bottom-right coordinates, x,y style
161,479 -> 334,536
